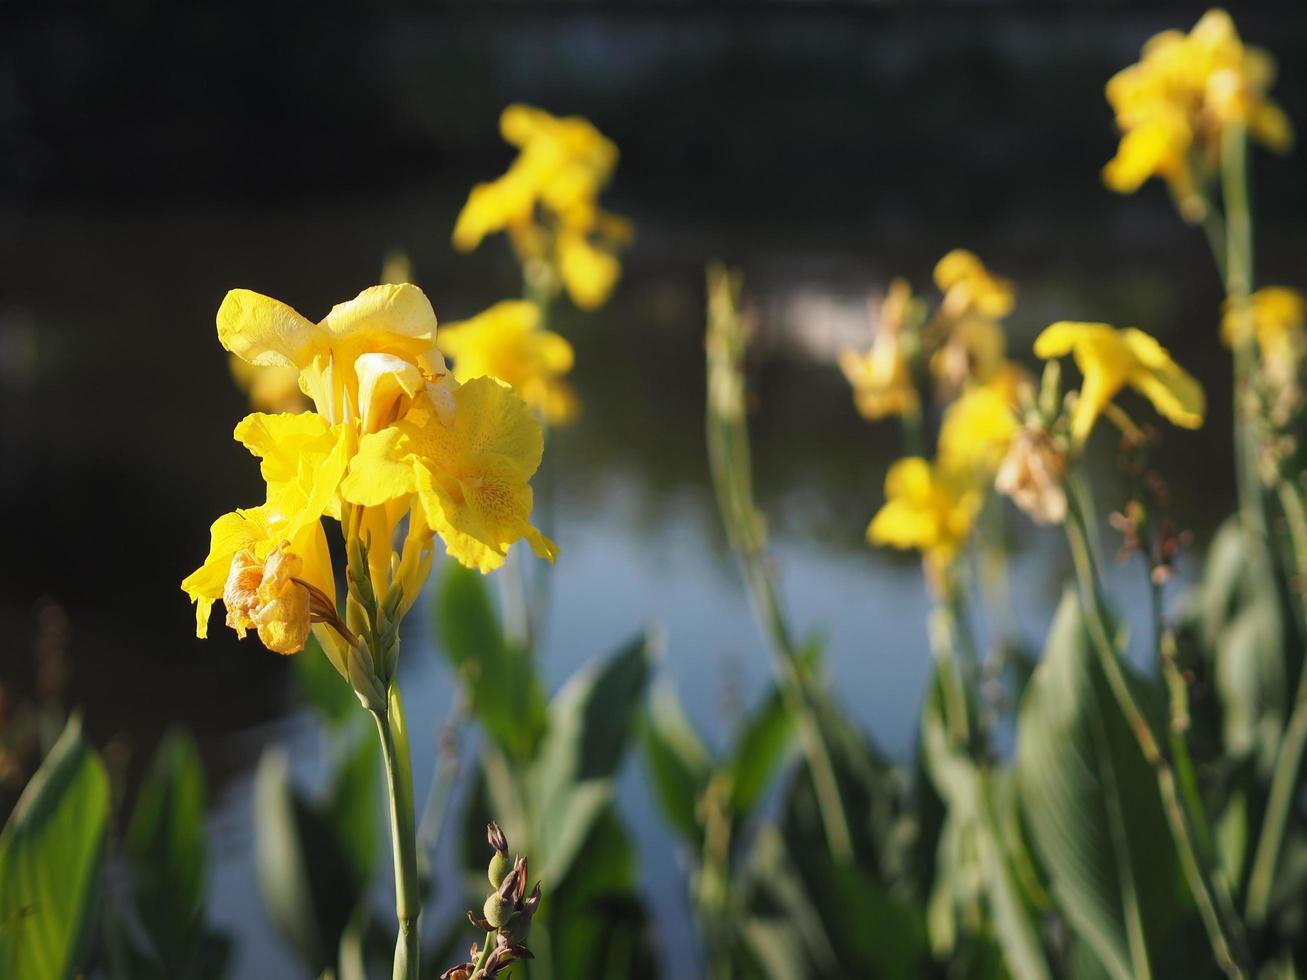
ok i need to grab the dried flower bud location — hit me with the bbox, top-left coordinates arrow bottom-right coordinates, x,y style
440,965 -> 473,980
996,426 -> 1068,525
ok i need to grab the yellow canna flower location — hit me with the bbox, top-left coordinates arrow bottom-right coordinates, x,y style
938,384 -> 1020,476
453,105 -> 631,312
839,278 -> 921,421
341,376 -> 557,573
1223,286 -> 1307,388
1034,322 -> 1205,444
934,250 -> 1015,320
217,283 -> 445,432
1104,9 -> 1293,211
180,503 -> 335,650
438,300 -> 578,425
869,457 -> 980,573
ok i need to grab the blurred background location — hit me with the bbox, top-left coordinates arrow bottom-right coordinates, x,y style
2,3 -> 1306,976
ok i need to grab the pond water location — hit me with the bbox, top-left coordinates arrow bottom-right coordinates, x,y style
4,7 -> 1307,976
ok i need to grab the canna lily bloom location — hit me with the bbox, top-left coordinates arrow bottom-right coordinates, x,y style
1034,322 -> 1205,445
218,283 -> 445,432
438,300 -> 578,425
934,250 -> 1015,320
839,278 -> 921,421
180,503 -> 336,654
1104,9 -> 1293,212
938,384 -> 1020,476
1222,286 -> 1306,382
342,376 -> 558,573
869,457 -> 981,573
453,105 -> 631,311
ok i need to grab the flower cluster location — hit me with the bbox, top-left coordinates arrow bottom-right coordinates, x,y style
182,284 -> 556,675
1104,8 -> 1292,219
453,104 -> 632,311
855,248 -> 1206,578
840,250 -> 1020,423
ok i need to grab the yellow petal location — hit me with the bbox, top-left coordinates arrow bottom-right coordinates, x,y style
558,232 -> 621,311
355,352 -> 425,434
341,427 -> 419,506
1122,328 -> 1206,429
321,283 -> 437,346
884,457 -> 933,503
1033,321 -> 1114,360
217,289 -> 321,369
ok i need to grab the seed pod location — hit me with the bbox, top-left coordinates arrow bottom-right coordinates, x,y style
483,891 -> 511,929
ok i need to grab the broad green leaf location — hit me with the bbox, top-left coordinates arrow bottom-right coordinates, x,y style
532,632 -> 652,884
0,713 -> 109,980
641,683 -> 711,843
1016,591 -> 1182,980
254,749 -> 360,973
124,728 -> 208,973
436,563 -> 548,762
729,687 -> 793,818
1215,596 -> 1285,776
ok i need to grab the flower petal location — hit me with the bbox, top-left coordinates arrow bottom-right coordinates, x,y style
217,289 -> 321,369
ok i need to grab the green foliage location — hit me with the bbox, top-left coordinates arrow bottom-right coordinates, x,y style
1016,591 -> 1183,980
0,713 -> 109,980
253,748 -> 368,974
121,728 -> 229,980
437,562 -> 549,762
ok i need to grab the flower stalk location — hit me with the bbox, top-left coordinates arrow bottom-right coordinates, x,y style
373,684 -> 420,980
1063,476 -> 1251,979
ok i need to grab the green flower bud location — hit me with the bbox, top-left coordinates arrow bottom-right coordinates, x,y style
483,892 -> 511,929
488,851 -> 511,889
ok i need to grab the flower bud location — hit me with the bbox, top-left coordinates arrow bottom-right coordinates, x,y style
483,891 -> 512,929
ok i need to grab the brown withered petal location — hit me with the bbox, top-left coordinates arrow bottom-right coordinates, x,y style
522,882 -> 542,918
486,821 -> 509,856
467,910 -> 495,931
439,964 -> 473,980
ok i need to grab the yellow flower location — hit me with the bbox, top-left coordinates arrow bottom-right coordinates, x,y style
1222,286 -> 1306,360
869,457 -> 980,572
438,301 -> 578,425
217,283 -> 444,432
342,377 -> 557,573
938,384 -> 1019,476
228,355 -> 308,413
839,278 -> 920,421
1104,9 -> 1292,208
1034,322 -> 1205,444
181,503 -> 334,649
453,105 -> 631,311
934,250 -> 1015,320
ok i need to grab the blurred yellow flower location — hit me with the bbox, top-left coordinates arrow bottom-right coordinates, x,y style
1222,286 -> 1306,372
229,355 -> 308,413
840,278 -> 920,421
453,105 -> 631,311
1104,9 -> 1292,212
935,250 -> 1015,320
438,300 -> 579,425
938,384 -> 1019,476
1034,322 -> 1205,444
869,458 -> 981,572
342,376 -> 557,573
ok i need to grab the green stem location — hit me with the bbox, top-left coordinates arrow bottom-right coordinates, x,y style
1245,479 -> 1307,925
1065,486 -> 1251,979
473,929 -> 496,974
373,684 -> 420,980
1220,122 -> 1266,541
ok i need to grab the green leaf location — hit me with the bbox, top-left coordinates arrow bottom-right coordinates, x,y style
532,632 -> 652,884
436,562 -> 548,762
729,687 -> 794,818
253,749 -> 360,973
124,728 -> 208,972
640,683 -> 711,843
0,713 -> 109,980
1016,591 -> 1182,980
